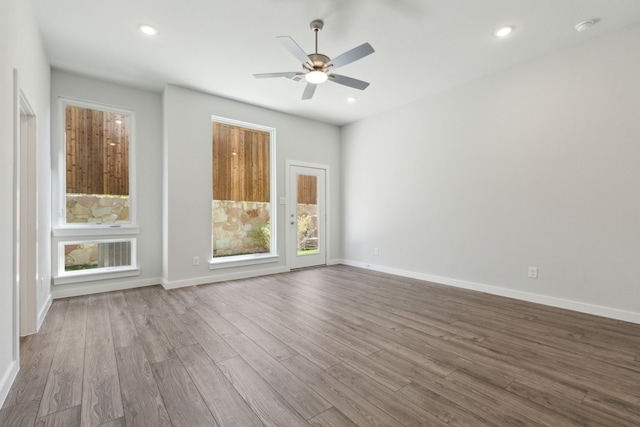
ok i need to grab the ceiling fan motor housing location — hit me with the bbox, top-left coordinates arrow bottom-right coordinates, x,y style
308,53 -> 330,70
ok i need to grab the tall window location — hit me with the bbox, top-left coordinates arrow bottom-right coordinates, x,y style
54,99 -> 138,283
64,103 -> 131,224
212,119 -> 274,259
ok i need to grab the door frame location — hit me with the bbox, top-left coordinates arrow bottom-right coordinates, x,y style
14,69 -> 38,339
12,69 -> 20,372
285,160 -> 330,269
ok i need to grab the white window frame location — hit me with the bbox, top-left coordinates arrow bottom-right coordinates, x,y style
52,97 -> 140,284
209,115 -> 278,269
54,238 -> 139,285
53,97 -> 138,235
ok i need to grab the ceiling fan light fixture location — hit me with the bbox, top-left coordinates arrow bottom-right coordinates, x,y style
305,70 -> 328,84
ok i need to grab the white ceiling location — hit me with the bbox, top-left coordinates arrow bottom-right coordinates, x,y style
34,0 -> 640,126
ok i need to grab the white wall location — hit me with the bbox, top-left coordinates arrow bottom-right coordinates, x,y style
341,27 -> 640,323
50,70 -> 163,297
163,85 -> 341,287
0,0 -> 50,405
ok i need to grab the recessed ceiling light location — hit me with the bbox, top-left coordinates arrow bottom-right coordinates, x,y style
493,26 -> 514,38
138,24 -> 158,36
346,97 -> 357,103
115,119 -> 123,124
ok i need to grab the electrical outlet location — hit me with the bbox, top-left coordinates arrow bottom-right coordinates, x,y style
528,266 -> 538,279
374,247 -> 379,256
193,256 -> 200,266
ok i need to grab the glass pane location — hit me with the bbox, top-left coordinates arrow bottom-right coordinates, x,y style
297,174 -> 318,255
212,122 -> 271,257
64,241 -> 132,272
65,105 -> 130,224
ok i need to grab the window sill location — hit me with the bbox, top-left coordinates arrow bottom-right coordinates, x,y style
54,267 -> 140,285
53,225 -> 140,237
209,254 -> 279,270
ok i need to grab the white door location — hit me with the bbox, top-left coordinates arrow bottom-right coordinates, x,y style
288,164 -> 326,269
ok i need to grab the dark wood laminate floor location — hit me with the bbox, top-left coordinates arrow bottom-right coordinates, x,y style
2,265 -> 640,426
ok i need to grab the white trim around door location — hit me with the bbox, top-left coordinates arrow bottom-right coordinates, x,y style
286,160 -> 330,270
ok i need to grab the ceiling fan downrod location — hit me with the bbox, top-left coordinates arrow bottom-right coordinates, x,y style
310,19 -> 324,55
307,20 -> 330,72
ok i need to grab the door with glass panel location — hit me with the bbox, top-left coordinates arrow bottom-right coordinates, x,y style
288,165 -> 326,269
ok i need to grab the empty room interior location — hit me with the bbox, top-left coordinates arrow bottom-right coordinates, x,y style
2,0 -> 640,425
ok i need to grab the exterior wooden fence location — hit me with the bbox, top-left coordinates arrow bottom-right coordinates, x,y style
65,105 -> 129,195
297,175 -> 317,205
212,122 -> 270,202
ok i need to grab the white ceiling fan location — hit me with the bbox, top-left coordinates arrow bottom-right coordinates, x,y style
254,19 -> 375,100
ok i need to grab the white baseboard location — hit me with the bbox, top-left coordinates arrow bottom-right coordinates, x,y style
51,277 -> 161,299
0,360 -> 19,409
327,258 -> 344,266
342,259 -> 640,325
162,266 -> 290,290
37,294 -> 52,331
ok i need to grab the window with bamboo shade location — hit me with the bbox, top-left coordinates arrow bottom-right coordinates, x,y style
64,104 -> 131,224
65,105 -> 130,196
212,120 -> 273,258
212,122 -> 269,202
55,100 -> 138,285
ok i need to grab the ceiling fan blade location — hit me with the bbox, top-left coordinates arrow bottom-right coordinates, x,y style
277,36 -> 312,67
253,72 -> 298,79
329,74 -> 370,90
328,43 -> 374,70
302,83 -> 317,100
